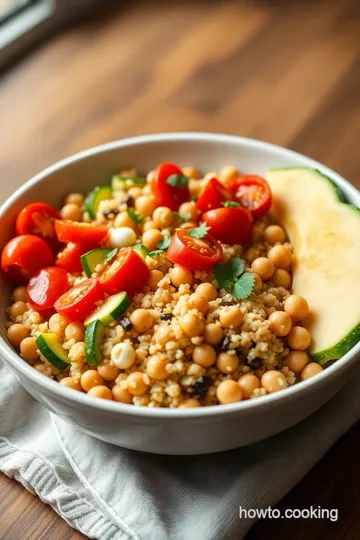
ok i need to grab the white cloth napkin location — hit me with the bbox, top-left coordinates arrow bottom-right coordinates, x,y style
1,359 -> 359,540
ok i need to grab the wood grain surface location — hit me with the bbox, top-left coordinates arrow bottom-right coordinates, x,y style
0,0 -> 360,538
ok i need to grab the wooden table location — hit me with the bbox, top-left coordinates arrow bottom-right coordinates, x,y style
1,0 -> 359,538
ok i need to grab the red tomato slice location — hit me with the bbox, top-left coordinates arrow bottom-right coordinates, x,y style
197,178 -> 233,212
151,163 -> 190,211
15,203 -> 60,244
56,242 -> 97,274
167,229 -> 223,271
54,220 -> 108,245
1,235 -> 54,284
27,267 -> 69,311
202,207 -> 253,245
54,278 -> 104,322
99,247 -> 150,296
229,175 -> 272,219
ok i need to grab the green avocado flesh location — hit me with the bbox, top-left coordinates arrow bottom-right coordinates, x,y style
267,168 -> 360,363
36,333 -> 70,370
85,320 -> 105,366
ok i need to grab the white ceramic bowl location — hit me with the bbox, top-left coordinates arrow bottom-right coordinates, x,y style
1,133 -> 359,455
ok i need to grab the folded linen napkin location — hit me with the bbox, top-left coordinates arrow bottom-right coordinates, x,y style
1,359 -> 359,540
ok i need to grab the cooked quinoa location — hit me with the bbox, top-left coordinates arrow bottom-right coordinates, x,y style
4,164 -> 322,407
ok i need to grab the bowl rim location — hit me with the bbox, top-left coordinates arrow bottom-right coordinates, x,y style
1,131 -> 359,419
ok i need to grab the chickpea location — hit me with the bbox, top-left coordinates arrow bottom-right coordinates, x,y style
245,247 -> 258,264
170,265 -> 193,287
20,337 -> 38,362
148,269 -> 164,291
7,324 -> 29,347
10,301 -> 27,320
178,398 -> 201,408
114,211 -> 137,229
152,206 -> 173,228
182,166 -> 201,179
88,385 -> 113,400
285,351 -> 309,373
216,352 -> 239,374
301,362 -> 323,380
238,373 -> 260,399
253,273 -> 263,290
271,269 -> 292,289
219,306 -> 243,328
135,195 -> 156,217
61,203 -> 82,221
251,257 -> 274,280
268,311 -> 292,337
216,380 -> 243,404
65,193 -> 84,206
65,322 -> 85,342
80,370 -> 104,392
142,220 -> 158,233
180,314 -> 204,337
49,313 -> 68,335
146,355 -> 169,380
97,362 -> 120,381
142,229 -> 163,251
13,286 -> 27,303
264,225 -> 285,244
203,323 -> 223,346
195,282 -> 217,301
288,326 -> 311,350
130,309 -> 154,333
178,201 -> 200,221
126,372 -> 149,396
219,165 -> 238,185
188,293 -> 209,314
192,344 -> 216,367
60,377 -> 82,391
128,186 -> 143,199
268,245 -> 292,270
284,295 -> 309,322
112,384 -> 133,403
261,370 -> 288,393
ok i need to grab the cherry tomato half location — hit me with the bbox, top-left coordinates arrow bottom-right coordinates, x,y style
229,175 -> 272,219
99,247 -> 150,296
167,229 -> 223,271
54,278 -> 104,322
202,207 -> 253,245
54,220 -> 108,245
56,242 -> 97,274
15,203 -> 60,245
151,163 -> 190,211
27,267 -> 69,311
197,178 -> 233,212
1,235 -> 54,283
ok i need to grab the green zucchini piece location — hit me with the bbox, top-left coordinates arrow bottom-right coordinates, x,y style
36,333 -> 70,371
84,320 -> 105,366
132,243 -> 149,260
111,175 -> 146,191
85,186 -> 113,219
81,247 -> 114,277
84,291 -> 131,327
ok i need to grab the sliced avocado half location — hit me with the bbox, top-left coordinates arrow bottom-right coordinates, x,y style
267,167 -> 360,364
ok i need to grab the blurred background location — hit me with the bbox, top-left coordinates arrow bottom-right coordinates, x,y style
0,0 -> 359,201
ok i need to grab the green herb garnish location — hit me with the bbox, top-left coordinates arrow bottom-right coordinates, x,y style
173,211 -> 192,223
157,236 -> 171,250
215,257 -> 255,299
221,200 -> 240,208
105,248 -> 118,263
188,222 -> 210,239
148,250 -> 165,257
166,174 -> 189,188
127,208 -> 143,224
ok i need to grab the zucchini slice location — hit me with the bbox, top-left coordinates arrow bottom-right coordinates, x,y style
36,333 -> 70,371
111,175 -> 146,191
84,291 -> 131,327
85,186 -> 113,219
132,243 -> 149,260
81,247 -> 114,277
84,320 -> 105,366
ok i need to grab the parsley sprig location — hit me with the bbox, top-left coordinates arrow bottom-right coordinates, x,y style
214,257 -> 255,300
127,208 -> 143,224
149,235 -> 171,257
166,174 -> 189,188
188,222 -> 210,239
